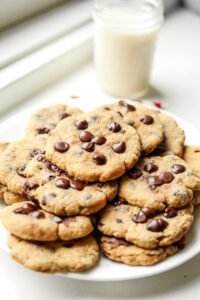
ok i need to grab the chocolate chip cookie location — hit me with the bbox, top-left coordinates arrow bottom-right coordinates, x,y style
150,113 -> 185,157
8,234 -> 99,273
119,155 -> 200,210
101,236 -> 180,266
0,137 -> 47,195
98,203 -> 193,249
26,104 -> 83,137
0,202 -> 93,241
97,101 -> 164,154
24,154 -> 117,216
46,110 -> 141,182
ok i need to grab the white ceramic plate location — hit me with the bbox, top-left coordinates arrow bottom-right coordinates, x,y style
0,103 -> 200,281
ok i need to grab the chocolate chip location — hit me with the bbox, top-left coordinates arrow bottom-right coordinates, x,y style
119,101 -> 136,112
35,128 -> 50,135
51,214 -> 62,223
159,172 -> 174,183
171,164 -> 186,174
148,176 -> 163,187
37,155 -> 47,162
29,210 -> 45,219
113,197 -> 128,206
163,207 -> 177,218
30,149 -> 45,157
62,217 -> 76,226
55,178 -> 70,189
70,178 -> 85,191
92,136 -> 106,145
93,154 -> 107,165
75,120 -> 88,130
107,122 -> 121,133
117,111 -> 123,117
120,129 -> 126,134
116,218 -> 123,223
79,131 -> 94,142
112,141 -> 126,153
140,115 -> 154,125
144,163 -> 158,173
54,142 -> 69,153
194,150 -> 200,153
150,138 -> 166,156
132,211 -> 147,223
97,182 -> 104,188
147,218 -> 168,232
104,107 -> 111,110
14,203 -> 37,215
141,207 -> 158,218
81,142 -> 95,152
127,121 -> 135,127
48,175 -> 56,181
59,113 -> 71,120
128,167 -> 142,180
17,166 -> 26,177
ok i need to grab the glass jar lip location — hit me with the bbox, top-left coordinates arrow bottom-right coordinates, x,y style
93,0 -> 164,32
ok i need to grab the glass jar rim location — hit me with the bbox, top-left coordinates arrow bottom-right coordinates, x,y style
93,0 -> 164,31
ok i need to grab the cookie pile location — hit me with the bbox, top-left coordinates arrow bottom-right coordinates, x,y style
0,101 -> 199,273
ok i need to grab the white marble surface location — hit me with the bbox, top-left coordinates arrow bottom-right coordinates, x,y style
0,8 -> 200,300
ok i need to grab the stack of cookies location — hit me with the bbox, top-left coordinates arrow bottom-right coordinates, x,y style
0,101 -> 199,273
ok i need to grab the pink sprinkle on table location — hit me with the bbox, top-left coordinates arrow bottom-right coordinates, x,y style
153,102 -> 162,109
70,96 -> 80,99
133,99 -> 143,103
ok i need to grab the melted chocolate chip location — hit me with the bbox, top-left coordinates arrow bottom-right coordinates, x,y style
128,167 -> 142,179
29,210 -> 45,219
62,217 -> 76,226
171,164 -> 186,174
51,214 -> 62,223
147,218 -> 168,232
141,207 -> 158,218
159,172 -> 174,183
54,142 -> 69,153
132,211 -> 147,223
81,142 -> 95,152
113,238 -> 131,247
116,218 -> 123,223
119,101 -> 136,112
163,207 -> 177,218
112,141 -> 126,153
14,203 -> 37,215
93,154 -> 107,165
140,115 -> 154,125
70,178 -> 85,191
79,131 -> 94,142
113,197 -> 128,206
45,161 -> 63,175
30,149 -> 45,157
144,163 -> 158,173
148,176 -> 163,187
35,127 -> 50,135
59,113 -> 71,120
107,122 -> 121,133
92,136 -> 106,145
75,120 -> 88,130
48,175 -> 56,181
17,166 -> 26,177
55,178 -> 70,189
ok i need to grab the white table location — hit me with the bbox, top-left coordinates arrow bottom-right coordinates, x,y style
0,8 -> 200,300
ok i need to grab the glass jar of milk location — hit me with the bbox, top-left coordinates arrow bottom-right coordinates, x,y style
93,0 -> 164,98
